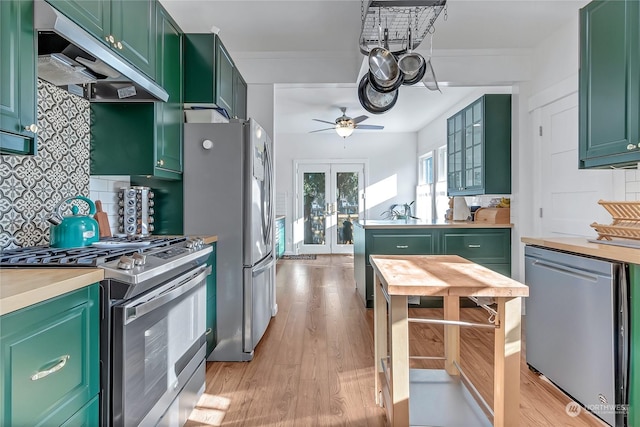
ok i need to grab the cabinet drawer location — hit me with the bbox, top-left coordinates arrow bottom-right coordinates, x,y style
0,285 -> 99,426
441,230 -> 510,264
60,394 -> 99,427
370,233 -> 436,257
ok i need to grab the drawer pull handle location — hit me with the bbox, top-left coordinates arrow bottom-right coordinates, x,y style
205,328 -> 213,336
30,355 -> 70,381
468,244 -> 481,248
396,245 -> 409,249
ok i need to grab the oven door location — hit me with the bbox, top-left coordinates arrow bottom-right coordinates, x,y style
111,265 -> 209,427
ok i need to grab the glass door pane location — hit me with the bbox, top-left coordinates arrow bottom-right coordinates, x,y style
331,164 -> 364,254
303,172 -> 327,245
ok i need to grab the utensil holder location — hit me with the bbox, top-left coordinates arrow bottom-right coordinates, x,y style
118,186 -> 155,236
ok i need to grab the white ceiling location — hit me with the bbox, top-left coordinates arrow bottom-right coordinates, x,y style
160,0 -> 589,135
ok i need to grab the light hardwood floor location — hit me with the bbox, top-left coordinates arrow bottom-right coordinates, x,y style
185,255 -> 606,426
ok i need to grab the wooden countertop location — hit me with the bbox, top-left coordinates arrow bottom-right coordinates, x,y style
0,268 -> 104,316
521,237 -> 640,264
355,219 -> 512,229
369,255 -> 529,297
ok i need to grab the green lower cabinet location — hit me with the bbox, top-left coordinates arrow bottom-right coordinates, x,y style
60,395 -> 99,427
630,264 -> 639,426
353,225 -> 512,308
0,284 -> 100,426
206,242 -> 217,357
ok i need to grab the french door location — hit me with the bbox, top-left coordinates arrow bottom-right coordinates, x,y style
295,162 -> 365,254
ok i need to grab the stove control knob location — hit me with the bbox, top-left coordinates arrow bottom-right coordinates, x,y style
186,239 -> 197,249
117,256 -> 134,270
132,253 -> 146,266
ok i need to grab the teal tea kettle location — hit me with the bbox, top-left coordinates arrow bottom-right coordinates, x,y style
47,196 -> 100,248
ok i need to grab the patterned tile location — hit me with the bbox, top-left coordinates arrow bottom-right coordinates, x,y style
0,80 -> 90,250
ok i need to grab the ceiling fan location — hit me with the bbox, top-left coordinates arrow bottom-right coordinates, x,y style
310,107 -> 384,138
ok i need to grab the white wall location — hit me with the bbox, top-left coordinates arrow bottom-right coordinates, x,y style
275,132 -> 417,253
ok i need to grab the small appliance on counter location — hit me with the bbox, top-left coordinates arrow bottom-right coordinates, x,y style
452,196 -> 471,221
118,186 -> 155,236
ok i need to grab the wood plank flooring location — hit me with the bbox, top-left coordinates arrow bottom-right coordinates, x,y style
185,255 -> 606,427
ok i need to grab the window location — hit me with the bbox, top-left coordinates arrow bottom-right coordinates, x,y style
416,145 -> 448,221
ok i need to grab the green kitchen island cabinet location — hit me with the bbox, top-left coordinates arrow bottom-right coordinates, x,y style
275,216 -> 286,259
0,0 -> 37,155
579,0 -> 640,168
91,3 -> 183,180
0,284 -> 100,426
354,220 -> 512,308
446,94 -> 512,197
45,0 -> 157,78
183,33 -> 248,120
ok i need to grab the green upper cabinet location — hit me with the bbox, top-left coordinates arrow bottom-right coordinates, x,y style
44,0 -> 110,40
0,285 -> 100,426
46,0 -> 157,79
184,33 -> 248,119
233,69 -> 248,120
447,94 -> 512,197
0,0 -> 37,155
155,5 -> 183,174
579,0 -> 640,168
91,3 -> 182,180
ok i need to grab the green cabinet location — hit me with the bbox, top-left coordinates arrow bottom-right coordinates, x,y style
275,217 -> 286,258
447,94 -> 512,196
184,33 -> 248,119
353,224 -> 512,307
579,0 -> 640,168
0,0 -> 37,155
206,242 -> 217,357
155,5 -> 183,174
91,4 -> 182,180
0,284 -> 100,426
47,0 -> 157,78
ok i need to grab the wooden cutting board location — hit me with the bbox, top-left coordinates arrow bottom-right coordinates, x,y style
94,200 -> 112,238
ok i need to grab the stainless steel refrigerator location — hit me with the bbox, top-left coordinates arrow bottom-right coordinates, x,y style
183,119 -> 275,361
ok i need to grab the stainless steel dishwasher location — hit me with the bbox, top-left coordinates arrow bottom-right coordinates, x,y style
524,246 -> 629,427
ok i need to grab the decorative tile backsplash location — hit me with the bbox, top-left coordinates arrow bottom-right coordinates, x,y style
0,80 -> 90,249
89,175 -> 131,236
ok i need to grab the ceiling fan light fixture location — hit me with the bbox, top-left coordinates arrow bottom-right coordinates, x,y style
335,121 -> 355,138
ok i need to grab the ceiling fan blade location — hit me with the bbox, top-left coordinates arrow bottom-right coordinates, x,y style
312,119 -> 336,125
355,124 -> 384,130
352,115 -> 369,124
309,127 -> 335,133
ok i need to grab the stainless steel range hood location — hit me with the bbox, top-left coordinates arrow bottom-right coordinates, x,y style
34,0 -> 168,102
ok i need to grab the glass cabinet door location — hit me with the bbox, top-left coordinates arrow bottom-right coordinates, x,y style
447,113 -> 464,193
466,99 -> 484,192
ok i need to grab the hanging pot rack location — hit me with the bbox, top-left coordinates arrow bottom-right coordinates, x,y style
359,0 -> 447,55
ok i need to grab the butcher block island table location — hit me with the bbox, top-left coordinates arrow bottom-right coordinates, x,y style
370,255 -> 529,427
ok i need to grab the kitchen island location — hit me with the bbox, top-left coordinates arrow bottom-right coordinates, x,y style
371,254 -> 528,427
354,220 -> 512,307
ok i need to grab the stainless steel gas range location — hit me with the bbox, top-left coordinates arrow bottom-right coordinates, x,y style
1,237 -> 212,427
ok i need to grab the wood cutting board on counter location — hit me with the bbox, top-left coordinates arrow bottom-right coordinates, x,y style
94,200 -> 112,238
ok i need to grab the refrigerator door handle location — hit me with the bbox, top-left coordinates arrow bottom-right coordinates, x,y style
253,256 -> 275,276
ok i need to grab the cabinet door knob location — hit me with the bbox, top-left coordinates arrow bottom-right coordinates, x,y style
107,35 -> 115,43
157,159 -> 164,166
24,124 -> 38,133
627,144 -> 637,151
116,41 -> 123,50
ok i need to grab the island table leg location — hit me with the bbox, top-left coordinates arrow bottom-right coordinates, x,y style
374,273 -> 387,406
494,296 -> 522,427
444,296 -> 460,376
389,294 -> 409,426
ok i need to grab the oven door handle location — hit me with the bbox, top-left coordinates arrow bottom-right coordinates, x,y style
123,265 -> 211,324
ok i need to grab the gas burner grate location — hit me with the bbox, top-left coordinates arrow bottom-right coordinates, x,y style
0,236 -> 191,267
